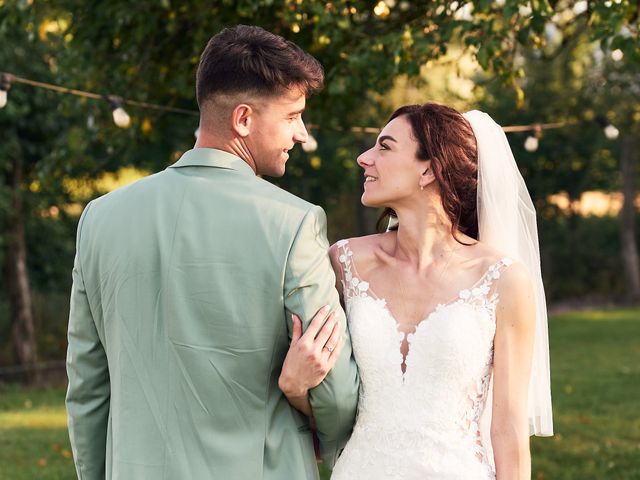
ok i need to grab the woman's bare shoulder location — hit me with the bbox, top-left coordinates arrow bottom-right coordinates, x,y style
330,233 -> 392,268
468,241 -> 532,293
463,240 -> 512,269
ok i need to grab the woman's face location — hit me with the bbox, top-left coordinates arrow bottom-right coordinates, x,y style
357,115 -> 429,208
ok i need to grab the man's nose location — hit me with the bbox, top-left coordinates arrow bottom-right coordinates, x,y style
294,119 -> 309,143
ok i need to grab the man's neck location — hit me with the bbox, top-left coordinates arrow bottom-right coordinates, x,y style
194,134 -> 257,174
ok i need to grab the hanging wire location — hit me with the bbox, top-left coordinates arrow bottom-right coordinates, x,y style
0,71 -> 618,143
1,72 -> 199,116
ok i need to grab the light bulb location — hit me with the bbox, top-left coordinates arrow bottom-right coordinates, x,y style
604,124 -> 619,140
302,133 -> 318,153
524,135 -> 539,152
611,49 -> 624,62
0,73 -> 11,109
112,106 -> 131,128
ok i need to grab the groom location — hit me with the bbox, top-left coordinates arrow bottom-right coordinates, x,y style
65,25 -> 359,479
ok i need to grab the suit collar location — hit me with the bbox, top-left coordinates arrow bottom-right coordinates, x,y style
168,148 -> 256,176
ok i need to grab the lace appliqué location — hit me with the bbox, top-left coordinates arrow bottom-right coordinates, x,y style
332,239 -> 513,480
336,239 -> 372,303
452,257 -> 513,478
449,257 -> 514,320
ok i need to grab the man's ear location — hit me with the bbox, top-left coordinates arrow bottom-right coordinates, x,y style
231,104 -> 253,137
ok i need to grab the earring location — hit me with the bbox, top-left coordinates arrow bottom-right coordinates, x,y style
420,185 -> 424,191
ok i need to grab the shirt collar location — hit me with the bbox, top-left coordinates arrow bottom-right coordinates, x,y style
168,148 -> 256,176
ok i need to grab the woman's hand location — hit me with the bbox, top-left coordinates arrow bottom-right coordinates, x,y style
278,306 -> 345,416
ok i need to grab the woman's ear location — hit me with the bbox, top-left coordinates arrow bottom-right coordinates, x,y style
231,104 -> 253,137
418,161 -> 436,190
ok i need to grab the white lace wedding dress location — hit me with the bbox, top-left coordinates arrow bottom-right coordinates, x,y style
331,239 -> 513,480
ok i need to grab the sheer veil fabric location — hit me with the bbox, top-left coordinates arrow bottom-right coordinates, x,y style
463,110 -> 553,438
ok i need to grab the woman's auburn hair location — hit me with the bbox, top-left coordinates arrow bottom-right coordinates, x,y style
376,103 -> 479,242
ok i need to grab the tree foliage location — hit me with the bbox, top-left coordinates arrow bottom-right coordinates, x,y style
0,0 -> 638,367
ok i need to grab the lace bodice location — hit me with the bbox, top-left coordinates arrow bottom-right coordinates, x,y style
331,239 -> 513,480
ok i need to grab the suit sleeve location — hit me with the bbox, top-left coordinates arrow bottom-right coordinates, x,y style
283,206 -> 360,469
65,202 -> 110,480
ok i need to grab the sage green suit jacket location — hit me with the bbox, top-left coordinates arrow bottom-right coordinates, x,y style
66,148 -> 359,480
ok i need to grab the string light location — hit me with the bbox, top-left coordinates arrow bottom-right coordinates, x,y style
523,124 -> 542,152
611,49 -> 624,62
0,71 -> 199,122
0,73 -> 11,109
524,135 -> 539,152
302,132 -> 318,152
596,114 -> 620,140
0,71 -> 623,149
106,95 -> 131,128
501,121 -> 567,133
604,123 -> 619,139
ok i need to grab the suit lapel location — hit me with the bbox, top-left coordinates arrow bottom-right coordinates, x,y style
169,148 -> 255,177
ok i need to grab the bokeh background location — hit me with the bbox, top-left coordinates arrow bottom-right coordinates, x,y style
1,1 -> 639,478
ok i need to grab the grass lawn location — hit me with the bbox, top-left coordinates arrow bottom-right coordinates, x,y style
530,309 -> 640,480
1,309 -> 639,479
0,386 -> 73,479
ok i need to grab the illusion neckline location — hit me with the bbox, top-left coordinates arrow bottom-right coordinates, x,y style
338,239 -> 510,332
337,239 -> 512,381
357,295 -> 469,381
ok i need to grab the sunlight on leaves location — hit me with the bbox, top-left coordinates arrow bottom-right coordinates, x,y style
63,166 -> 150,202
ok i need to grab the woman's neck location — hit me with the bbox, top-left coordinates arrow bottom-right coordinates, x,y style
391,199 -> 461,271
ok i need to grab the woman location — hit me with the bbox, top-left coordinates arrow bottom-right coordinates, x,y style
278,103 -> 553,479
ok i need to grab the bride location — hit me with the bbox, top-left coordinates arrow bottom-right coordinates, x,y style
278,103 -> 553,479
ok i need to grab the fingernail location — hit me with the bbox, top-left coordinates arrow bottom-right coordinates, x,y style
322,304 -> 331,312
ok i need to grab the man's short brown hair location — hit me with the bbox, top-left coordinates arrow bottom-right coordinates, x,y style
196,25 -> 324,108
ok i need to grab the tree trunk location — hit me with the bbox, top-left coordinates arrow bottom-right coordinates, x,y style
4,157 -> 39,384
618,135 -> 640,304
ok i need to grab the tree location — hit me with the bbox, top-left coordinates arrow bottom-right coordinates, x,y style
586,43 -> 640,302
1,0 -> 637,373
1,3 -> 77,380
57,0 -> 638,213
476,6 -> 639,300
0,3 -> 148,377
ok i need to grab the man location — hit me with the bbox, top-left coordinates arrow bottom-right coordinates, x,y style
66,25 -> 359,479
